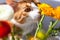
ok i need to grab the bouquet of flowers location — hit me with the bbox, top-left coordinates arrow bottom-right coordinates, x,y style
29,3 -> 60,40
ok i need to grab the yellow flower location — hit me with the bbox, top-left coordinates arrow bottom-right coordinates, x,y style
37,3 -> 51,10
37,3 -> 54,16
36,31 -> 47,40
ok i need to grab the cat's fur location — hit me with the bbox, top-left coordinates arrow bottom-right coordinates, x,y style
6,0 -> 41,36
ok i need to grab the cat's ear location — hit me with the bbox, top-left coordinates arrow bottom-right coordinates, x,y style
19,0 -> 24,2
6,0 -> 17,7
33,0 -> 40,5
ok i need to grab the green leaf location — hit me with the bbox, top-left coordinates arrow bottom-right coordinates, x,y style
46,20 -> 58,36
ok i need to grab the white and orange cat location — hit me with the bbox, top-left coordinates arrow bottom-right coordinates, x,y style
6,0 -> 41,36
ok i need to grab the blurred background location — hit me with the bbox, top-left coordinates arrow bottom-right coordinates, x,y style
1,0 -> 60,32
1,0 -> 60,7
0,0 -> 60,40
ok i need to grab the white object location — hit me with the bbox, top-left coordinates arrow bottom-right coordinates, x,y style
0,5 -> 14,20
55,36 -> 60,40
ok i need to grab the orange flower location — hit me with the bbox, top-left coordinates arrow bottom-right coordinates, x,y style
28,36 -> 38,40
29,37 -> 38,40
53,6 -> 60,20
37,3 -> 53,16
38,3 -> 60,20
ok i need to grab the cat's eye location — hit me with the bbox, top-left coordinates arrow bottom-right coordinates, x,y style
24,7 -> 31,12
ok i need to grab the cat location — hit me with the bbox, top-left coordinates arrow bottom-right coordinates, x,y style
6,0 -> 41,36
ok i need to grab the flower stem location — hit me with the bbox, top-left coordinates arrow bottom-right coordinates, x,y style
46,20 -> 58,35
11,32 -> 15,40
11,26 -> 15,40
3,37 -> 7,40
34,15 -> 45,38
52,20 -> 58,28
